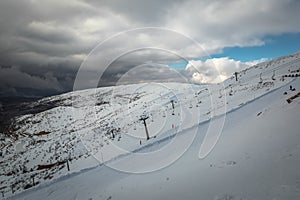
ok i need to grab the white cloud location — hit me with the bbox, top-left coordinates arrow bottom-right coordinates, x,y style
165,0 -> 300,52
0,66 -> 63,91
245,58 -> 269,66
185,57 -> 252,83
2,0 -> 300,67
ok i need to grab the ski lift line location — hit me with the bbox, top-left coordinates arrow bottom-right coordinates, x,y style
239,70 -> 294,86
237,57 -> 300,84
238,59 -> 299,84
241,56 -> 300,76
206,61 -> 296,101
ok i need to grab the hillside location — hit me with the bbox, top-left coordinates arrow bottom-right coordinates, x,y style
1,52 -> 300,199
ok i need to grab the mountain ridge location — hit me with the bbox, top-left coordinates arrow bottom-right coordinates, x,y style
1,51 -> 300,198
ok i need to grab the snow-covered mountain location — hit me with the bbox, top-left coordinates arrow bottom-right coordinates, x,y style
1,52 -> 300,199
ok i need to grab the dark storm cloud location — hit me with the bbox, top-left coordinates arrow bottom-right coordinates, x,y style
97,47 -> 190,87
84,0 -> 181,24
0,0 -> 300,96
20,24 -> 76,45
0,65 -> 63,96
0,0 -> 98,96
116,63 -> 188,85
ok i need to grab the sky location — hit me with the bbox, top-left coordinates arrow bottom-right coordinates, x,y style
1,0 -> 300,97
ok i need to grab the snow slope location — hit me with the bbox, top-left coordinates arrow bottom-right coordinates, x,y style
1,51 -> 300,199
8,75 -> 300,200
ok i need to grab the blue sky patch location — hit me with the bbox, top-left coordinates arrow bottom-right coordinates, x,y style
169,33 -> 300,69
